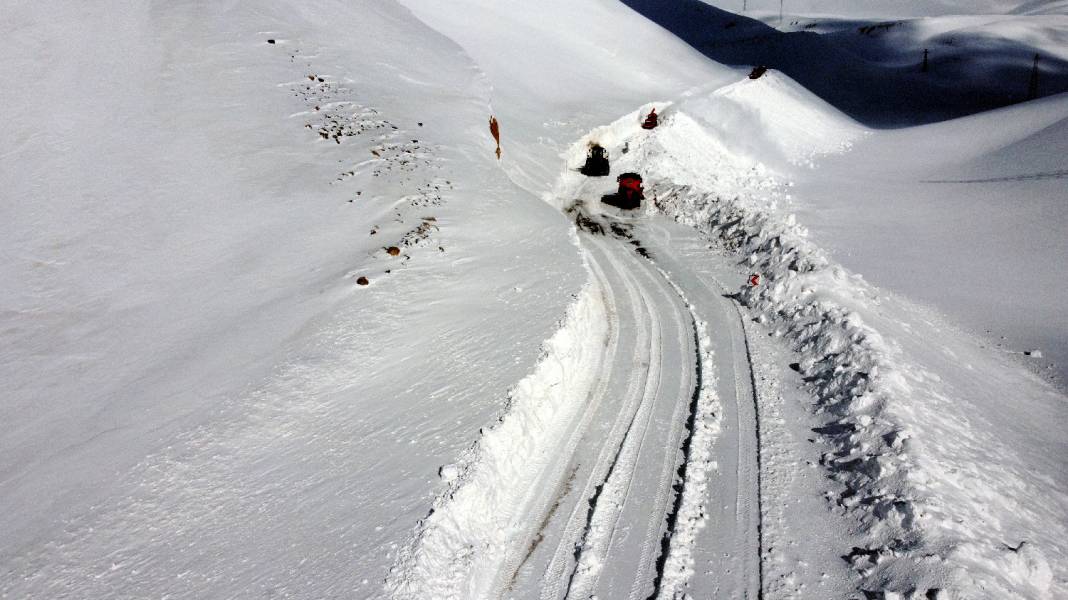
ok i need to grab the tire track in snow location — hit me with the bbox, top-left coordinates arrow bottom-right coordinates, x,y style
616,248 -> 694,600
644,289 -> 706,600
407,107 -> 773,599
536,236 -> 658,600
520,226 -> 727,600
560,234 -> 681,600
521,131 -> 764,600
551,223 -> 764,600
637,218 -> 764,600
643,265 -> 727,600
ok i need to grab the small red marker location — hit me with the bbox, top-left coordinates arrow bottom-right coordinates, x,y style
749,274 -> 760,286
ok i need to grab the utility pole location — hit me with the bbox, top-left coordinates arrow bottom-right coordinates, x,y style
1027,53 -> 1040,100
921,48 -> 929,73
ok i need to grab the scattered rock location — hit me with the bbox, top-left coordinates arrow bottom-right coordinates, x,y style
356,276 -> 369,286
387,246 -> 401,256
267,39 -> 276,44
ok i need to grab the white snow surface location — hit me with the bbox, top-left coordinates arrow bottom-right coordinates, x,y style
387,273 -> 610,599
2,1 -> 1066,600
618,83 -> 1068,597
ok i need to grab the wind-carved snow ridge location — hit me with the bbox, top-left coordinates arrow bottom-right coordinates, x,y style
386,264 -> 609,600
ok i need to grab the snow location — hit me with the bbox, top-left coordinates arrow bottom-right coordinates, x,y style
794,93 -> 1068,387
620,75 -> 1068,598
650,275 -> 723,599
388,272 -> 610,599
2,1 -> 589,596
2,0 -> 1066,599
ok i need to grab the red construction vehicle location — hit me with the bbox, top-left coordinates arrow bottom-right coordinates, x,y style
641,108 -> 658,130
602,172 -> 644,210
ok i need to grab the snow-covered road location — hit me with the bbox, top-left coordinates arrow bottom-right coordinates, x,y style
385,134 -> 775,598
511,230 -> 699,599
388,209 -> 770,599
526,217 -> 770,600
638,218 -> 763,599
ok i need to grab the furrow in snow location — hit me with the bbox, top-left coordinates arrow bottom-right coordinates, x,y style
645,269 -> 725,600
537,240 -> 654,600
562,236 -> 667,600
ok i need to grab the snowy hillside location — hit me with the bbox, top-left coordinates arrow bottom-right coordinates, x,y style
2,1 -> 1065,599
701,0 -> 1068,18
627,0 -> 1068,124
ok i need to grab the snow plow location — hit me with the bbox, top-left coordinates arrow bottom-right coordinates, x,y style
641,108 -> 658,129
601,172 -> 643,210
580,144 -> 610,176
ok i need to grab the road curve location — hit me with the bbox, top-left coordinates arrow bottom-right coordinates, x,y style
506,214 -> 764,600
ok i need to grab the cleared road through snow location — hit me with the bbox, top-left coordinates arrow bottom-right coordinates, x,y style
503,216 -> 764,599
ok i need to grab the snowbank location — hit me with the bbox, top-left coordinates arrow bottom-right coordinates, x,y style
387,271 -> 609,599
573,71 -> 1067,598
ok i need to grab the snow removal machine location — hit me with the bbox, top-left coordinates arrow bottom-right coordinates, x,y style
641,108 -> 658,129
601,172 -> 644,210
580,144 -> 610,177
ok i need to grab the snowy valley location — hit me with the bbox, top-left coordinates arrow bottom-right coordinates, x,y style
1,1 -> 1066,599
